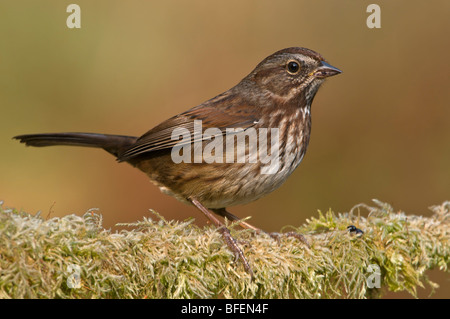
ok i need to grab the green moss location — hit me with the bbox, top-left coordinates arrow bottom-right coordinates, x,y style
0,200 -> 448,298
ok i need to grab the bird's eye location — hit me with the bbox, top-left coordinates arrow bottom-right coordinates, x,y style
287,61 -> 300,74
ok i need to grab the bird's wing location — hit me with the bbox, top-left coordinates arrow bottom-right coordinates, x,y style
118,92 -> 259,161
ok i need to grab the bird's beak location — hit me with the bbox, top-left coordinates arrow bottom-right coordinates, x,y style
312,61 -> 342,78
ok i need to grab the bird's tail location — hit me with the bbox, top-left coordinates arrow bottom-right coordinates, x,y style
13,133 -> 138,158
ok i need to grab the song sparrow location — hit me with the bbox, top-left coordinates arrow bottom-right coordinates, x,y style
14,47 -> 341,277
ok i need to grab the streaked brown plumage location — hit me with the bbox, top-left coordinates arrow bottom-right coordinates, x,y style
14,47 -> 341,277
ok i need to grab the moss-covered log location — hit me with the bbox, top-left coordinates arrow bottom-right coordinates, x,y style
0,200 -> 448,298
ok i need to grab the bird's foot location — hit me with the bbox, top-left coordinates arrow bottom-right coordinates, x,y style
218,226 -> 253,279
190,199 -> 253,278
267,231 -> 310,248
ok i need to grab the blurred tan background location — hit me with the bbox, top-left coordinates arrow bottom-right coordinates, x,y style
1,1 -> 449,297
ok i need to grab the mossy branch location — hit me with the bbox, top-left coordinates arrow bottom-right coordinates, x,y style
0,200 -> 448,298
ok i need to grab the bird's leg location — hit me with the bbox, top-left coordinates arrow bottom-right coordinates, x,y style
190,198 -> 253,278
212,208 -> 310,248
212,208 -> 261,232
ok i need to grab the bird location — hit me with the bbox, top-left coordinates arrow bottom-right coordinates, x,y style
14,47 -> 342,277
